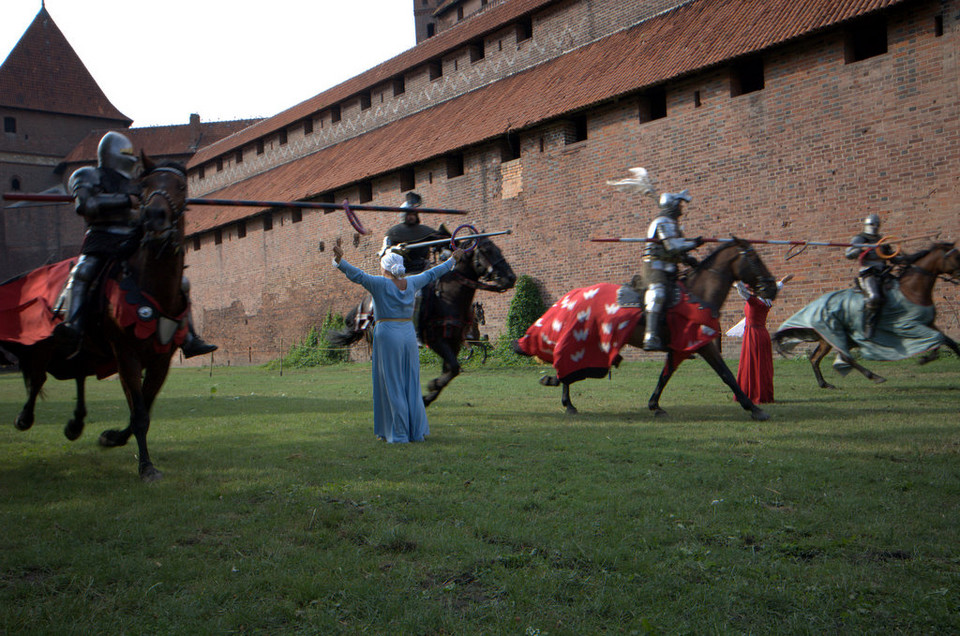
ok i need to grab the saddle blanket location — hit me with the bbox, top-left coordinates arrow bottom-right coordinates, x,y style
517,283 -> 720,381
0,258 -> 75,345
774,282 -> 945,361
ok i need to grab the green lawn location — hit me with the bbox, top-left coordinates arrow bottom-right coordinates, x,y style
1,356 -> 958,634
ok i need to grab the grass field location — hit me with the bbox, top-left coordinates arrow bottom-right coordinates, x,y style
1,355 -> 958,634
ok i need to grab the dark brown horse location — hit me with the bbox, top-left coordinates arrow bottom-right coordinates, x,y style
773,242 -> 960,388
329,231 -> 516,405
1,156 -> 189,481
517,239 -> 779,420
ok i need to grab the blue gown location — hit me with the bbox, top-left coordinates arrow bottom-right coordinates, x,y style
335,257 -> 456,443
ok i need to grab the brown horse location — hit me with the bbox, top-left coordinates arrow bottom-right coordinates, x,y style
518,239 -> 779,420
1,156 -> 188,481
773,242 -> 960,388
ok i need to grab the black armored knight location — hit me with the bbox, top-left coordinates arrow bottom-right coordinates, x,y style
381,192 -> 441,274
55,131 -> 216,358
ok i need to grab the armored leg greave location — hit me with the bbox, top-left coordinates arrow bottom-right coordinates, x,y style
859,274 -> 883,339
643,283 -> 668,351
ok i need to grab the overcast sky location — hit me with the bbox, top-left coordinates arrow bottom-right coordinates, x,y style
1,0 -> 417,127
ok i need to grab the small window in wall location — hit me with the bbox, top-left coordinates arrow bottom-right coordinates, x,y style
845,15 -> 887,63
639,87 -> 667,123
470,40 -> 485,63
516,16 -> 533,42
429,60 -> 443,81
399,167 -> 415,192
358,181 -> 373,203
236,149 -> 243,164
565,115 -> 588,145
360,91 -> 371,110
279,129 -> 288,145
304,118 -> 313,135
10,176 -> 22,191
292,209 -> 302,223
263,212 -> 273,232
501,133 -> 521,161
457,6 -> 464,20
216,158 -> 223,172
199,166 -> 206,180
214,229 -> 223,245
427,23 -> 435,38
694,90 -> 702,108
731,56 -> 764,97
257,139 -> 265,155
237,220 -> 246,239
3,116 -> 15,133
330,105 -> 341,123
393,76 -> 406,96
447,153 -> 464,179
935,14 -> 944,37
192,236 -> 201,251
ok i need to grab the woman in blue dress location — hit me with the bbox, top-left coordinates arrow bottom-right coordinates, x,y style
332,238 -> 463,443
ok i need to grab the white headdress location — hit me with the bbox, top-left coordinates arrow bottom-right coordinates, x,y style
380,251 -> 406,277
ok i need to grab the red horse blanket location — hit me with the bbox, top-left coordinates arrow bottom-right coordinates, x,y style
0,258 -> 187,354
517,283 -> 721,381
0,258 -> 75,345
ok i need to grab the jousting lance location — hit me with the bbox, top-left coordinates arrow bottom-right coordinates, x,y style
2,192 -> 468,215
399,229 -> 512,250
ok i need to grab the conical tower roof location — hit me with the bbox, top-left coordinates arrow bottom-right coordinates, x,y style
0,5 -> 131,122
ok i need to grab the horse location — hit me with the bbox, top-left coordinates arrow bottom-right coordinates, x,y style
329,231 -> 516,405
514,238 -> 779,420
772,242 -> 960,389
0,155 -> 189,481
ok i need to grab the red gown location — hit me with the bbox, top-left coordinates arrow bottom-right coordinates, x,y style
736,295 -> 775,403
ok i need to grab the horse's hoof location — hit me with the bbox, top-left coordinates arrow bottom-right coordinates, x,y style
651,407 -> 668,417
64,420 -> 83,441
819,383 -> 838,390
98,430 -> 128,448
540,375 -> 560,387
871,375 -> 887,384
140,465 -> 163,483
751,409 -> 770,422
565,406 -> 579,415
14,414 -> 33,431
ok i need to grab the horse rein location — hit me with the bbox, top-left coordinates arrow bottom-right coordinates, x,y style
449,241 -> 512,292
139,167 -> 186,253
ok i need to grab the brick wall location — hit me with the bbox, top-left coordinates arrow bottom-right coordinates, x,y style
178,0 -> 960,367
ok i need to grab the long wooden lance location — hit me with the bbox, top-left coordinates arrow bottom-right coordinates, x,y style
398,230 -> 512,250
2,192 -> 468,215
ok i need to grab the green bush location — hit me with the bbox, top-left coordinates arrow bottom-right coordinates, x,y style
493,275 -> 548,365
277,312 -> 350,368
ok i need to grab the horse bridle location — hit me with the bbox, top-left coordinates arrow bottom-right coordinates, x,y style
140,167 -> 186,254
450,239 -> 512,292
736,243 -> 777,298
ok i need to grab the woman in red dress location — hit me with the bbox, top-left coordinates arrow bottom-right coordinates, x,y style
730,275 -> 792,403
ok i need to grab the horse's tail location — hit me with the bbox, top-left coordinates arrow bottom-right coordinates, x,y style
326,307 -> 365,348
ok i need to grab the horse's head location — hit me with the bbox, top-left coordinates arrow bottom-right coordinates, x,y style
464,236 -> 517,292
933,242 -> 960,279
692,237 -> 777,303
729,237 -> 778,301
138,153 -> 187,254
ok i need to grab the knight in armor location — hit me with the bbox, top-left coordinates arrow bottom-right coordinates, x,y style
844,213 -> 901,339
381,192 -> 440,274
640,190 -> 704,351
55,131 -> 216,358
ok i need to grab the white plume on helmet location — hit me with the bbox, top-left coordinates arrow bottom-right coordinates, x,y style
606,167 -> 657,197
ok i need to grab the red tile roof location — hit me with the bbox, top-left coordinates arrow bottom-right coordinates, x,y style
189,0 -> 558,167
186,0 -> 908,235
0,7 -> 131,122
63,118 -> 263,165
